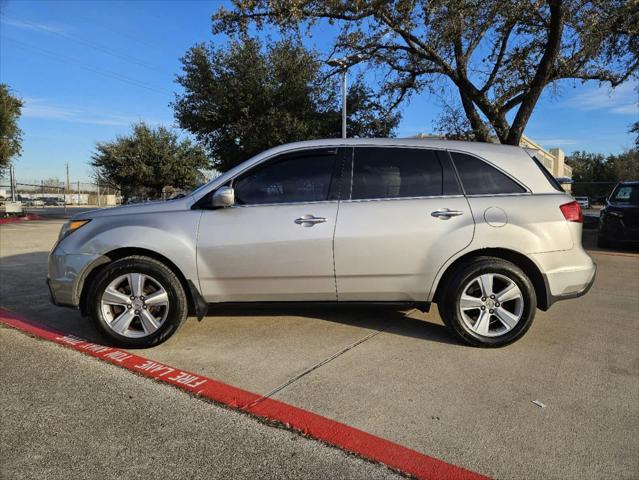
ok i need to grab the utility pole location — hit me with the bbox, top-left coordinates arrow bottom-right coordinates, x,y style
77,180 -> 80,205
65,163 -> 70,207
96,176 -> 100,207
340,70 -> 347,139
9,164 -> 16,201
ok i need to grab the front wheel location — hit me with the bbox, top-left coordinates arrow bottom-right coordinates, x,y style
440,258 -> 537,347
87,256 -> 188,348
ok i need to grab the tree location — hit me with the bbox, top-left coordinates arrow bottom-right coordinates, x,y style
631,121 -> 639,148
565,151 -> 615,183
91,122 -> 209,201
433,103 -> 476,141
213,1 -> 638,145
0,84 -> 24,172
173,37 -> 399,172
607,149 -> 639,180
566,149 -> 638,198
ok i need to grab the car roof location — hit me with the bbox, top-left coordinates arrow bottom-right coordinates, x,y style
267,137 -> 524,156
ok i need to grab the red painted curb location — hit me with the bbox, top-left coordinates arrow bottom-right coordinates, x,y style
0,308 -> 489,480
0,214 -> 43,224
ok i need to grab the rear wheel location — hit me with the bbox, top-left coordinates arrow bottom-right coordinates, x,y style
87,256 -> 187,347
440,258 -> 536,347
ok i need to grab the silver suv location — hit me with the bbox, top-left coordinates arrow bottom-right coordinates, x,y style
48,139 -> 596,348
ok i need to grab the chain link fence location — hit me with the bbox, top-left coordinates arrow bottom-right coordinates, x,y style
0,180 -> 121,207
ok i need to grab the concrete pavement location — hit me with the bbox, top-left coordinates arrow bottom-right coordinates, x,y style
0,327 -> 404,480
1,219 -> 637,479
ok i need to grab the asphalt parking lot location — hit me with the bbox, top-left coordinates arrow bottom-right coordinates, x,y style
1,217 -> 638,479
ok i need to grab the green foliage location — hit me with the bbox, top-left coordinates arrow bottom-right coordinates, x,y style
91,122 -> 209,201
213,1 -> 638,145
631,120 -> 639,148
566,151 -> 616,183
607,149 -> 639,181
566,149 -> 639,197
0,84 -> 24,172
173,37 -> 399,172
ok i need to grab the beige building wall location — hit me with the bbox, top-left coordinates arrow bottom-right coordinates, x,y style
518,136 -> 572,190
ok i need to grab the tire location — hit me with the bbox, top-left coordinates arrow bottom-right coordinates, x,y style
439,257 -> 536,348
87,256 -> 188,348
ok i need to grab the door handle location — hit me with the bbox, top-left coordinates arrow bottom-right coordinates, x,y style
294,215 -> 327,226
431,208 -> 463,219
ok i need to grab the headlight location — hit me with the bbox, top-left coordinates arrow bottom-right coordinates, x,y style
58,219 -> 91,241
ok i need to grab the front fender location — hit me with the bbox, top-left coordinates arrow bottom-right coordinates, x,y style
58,209 -> 203,294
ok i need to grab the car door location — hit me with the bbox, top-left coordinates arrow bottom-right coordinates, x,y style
196,148 -> 344,302
334,146 -> 475,302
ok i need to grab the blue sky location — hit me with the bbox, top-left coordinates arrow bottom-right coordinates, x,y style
1,0 -> 637,183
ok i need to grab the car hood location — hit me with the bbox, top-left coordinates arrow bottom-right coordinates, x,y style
70,197 -> 194,220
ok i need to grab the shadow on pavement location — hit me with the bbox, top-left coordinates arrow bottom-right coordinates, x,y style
206,303 -> 459,345
0,250 -> 459,348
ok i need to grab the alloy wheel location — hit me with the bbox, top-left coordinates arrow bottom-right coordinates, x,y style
100,273 -> 169,338
458,273 -> 524,337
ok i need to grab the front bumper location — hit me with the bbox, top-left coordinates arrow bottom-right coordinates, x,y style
48,246 -> 106,308
600,223 -> 639,243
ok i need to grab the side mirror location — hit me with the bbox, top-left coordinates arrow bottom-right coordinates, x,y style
212,186 -> 235,208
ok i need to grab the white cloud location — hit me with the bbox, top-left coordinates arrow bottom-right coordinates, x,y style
563,81 -> 638,115
0,17 -> 65,34
21,98 -> 165,127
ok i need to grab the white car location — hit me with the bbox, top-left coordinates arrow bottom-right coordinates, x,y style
48,139 -> 596,348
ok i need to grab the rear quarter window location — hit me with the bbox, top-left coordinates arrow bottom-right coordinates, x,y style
530,155 -> 565,192
450,152 -> 526,195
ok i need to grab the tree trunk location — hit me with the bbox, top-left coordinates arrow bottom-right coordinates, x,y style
459,90 -> 490,142
505,0 -> 564,145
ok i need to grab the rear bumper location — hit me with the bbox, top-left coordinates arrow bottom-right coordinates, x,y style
545,264 -> 596,308
530,248 -> 597,309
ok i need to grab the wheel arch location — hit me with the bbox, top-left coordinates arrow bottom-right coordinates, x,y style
79,247 -> 206,319
432,248 -> 550,311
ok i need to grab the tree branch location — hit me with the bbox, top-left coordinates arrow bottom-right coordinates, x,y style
506,0 -> 565,145
481,22 -> 515,93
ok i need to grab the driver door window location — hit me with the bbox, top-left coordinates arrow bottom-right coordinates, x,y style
234,153 -> 336,205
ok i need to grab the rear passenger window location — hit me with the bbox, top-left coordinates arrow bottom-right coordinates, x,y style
451,152 -> 526,195
351,148 -> 443,200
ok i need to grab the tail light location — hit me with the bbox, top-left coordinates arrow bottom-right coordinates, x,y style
560,201 -> 583,223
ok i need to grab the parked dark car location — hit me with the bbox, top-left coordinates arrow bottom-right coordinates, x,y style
598,181 -> 639,247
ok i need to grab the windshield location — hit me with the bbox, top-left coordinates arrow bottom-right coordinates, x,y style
610,184 -> 639,205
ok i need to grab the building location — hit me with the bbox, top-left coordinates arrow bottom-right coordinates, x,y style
519,135 -> 572,186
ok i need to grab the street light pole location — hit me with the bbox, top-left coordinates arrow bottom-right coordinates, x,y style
341,69 -> 347,139
328,53 -> 367,139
